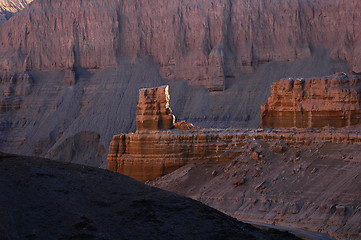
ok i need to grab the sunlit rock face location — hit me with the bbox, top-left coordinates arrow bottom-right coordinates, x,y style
108,128 -> 361,182
108,83 -> 361,182
0,0 -> 32,24
136,85 -> 175,131
0,0 -> 32,13
261,73 -> 361,128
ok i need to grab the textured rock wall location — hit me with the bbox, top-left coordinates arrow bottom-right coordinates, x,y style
0,72 -> 32,113
261,73 -> 361,128
108,128 -> 361,182
0,0 -> 360,90
0,0 -> 32,13
0,0 -> 32,24
136,85 -> 175,131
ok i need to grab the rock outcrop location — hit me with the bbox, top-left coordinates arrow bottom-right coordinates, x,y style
0,0 -> 361,90
0,0 -> 359,164
136,85 -> 175,131
108,128 -> 361,182
261,73 -> 361,128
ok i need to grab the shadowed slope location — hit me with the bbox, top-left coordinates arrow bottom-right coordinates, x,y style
0,152 -> 299,240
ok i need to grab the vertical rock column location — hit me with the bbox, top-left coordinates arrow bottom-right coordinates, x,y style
136,85 -> 175,131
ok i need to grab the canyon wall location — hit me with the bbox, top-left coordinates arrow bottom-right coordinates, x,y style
261,73 -> 361,128
1,0 -> 357,164
0,0 -> 360,90
108,128 -> 361,182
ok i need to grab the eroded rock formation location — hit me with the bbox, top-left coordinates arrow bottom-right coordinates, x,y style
108,128 -> 361,182
261,73 -> 361,128
0,0 -> 361,90
136,85 -> 175,131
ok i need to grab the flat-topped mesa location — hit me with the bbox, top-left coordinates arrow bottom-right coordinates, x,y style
261,73 -> 361,128
136,85 -> 175,131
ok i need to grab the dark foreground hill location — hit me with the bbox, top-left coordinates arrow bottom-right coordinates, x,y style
0,152 -> 299,240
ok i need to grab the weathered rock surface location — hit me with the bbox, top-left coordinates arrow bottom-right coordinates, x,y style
0,0 -> 32,24
261,73 -> 361,128
0,72 -> 33,113
0,153 -> 300,240
136,85 -> 175,131
0,0 -> 360,89
0,0 -> 32,13
151,139 -> 361,240
108,128 -> 361,182
0,0 -> 356,164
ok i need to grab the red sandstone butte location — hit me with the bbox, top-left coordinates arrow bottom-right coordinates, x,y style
108,84 -> 361,182
136,85 -> 175,131
261,73 -> 361,128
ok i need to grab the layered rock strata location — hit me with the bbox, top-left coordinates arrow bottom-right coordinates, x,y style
0,72 -> 33,113
108,128 -> 361,182
261,73 -> 361,128
0,0 -> 361,90
136,85 -> 175,131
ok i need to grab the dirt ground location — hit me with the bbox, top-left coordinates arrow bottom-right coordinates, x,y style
151,138 -> 361,240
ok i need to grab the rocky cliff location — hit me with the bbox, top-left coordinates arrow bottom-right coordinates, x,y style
0,0 -> 357,164
261,73 -> 361,128
0,0 -> 360,90
108,128 -> 361,182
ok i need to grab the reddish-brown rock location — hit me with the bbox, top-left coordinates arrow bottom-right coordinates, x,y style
136,85 -> 175,131
1,0 -> 361,90
108,128 -> 361,182
151,139 -> 361,240
261,73 -> 361,128
0,0 -> 32,25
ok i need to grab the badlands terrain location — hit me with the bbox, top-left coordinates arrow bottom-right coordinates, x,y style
0,0 -> 359,165
1,0 -> 361,239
